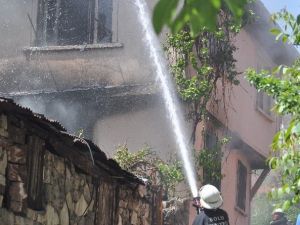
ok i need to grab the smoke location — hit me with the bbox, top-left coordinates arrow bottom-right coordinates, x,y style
16,96 -> 81,133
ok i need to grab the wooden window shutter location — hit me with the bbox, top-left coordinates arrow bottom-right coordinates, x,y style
236,160 -> 247,211
27,136 -> 45,210
95,182 -> 118,225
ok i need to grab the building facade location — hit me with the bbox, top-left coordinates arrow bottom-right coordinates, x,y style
0,0 -> 298,225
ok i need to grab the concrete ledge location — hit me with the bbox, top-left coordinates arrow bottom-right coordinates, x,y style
23,43 -> 123,59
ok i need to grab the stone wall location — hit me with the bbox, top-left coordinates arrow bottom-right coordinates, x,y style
0,111 -> 162,225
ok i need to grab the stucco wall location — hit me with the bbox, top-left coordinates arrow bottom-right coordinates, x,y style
210,29 -> 280,159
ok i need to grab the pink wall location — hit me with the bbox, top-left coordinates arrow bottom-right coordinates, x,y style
221,149 -> 251,225
190,29 -> 283,225
210,29 -> 280,158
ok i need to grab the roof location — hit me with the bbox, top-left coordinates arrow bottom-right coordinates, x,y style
0,97 -> 143,185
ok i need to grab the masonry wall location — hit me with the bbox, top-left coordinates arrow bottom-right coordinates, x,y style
0,112 -> 161,225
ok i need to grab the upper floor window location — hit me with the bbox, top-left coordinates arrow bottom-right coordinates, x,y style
36,0 -> 112,46
257,91 -> 274,117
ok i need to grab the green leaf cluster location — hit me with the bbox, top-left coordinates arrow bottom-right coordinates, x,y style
194,136 -> 227,186
113,145 -> 184,197
164,13 -> 239,137
153,0 -> 248,36
271,9 -> 300,45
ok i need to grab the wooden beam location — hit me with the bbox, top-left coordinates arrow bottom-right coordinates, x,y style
250,168 -> 270,200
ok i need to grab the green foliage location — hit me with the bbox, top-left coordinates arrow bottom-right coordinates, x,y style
165,11 -> 240,143
194,137 -> 228,186
270,9 -> 300,45
113,145 -> 184,197
246,10 -> 300,211
247,64 -> 300,210
152,0 -> 248,36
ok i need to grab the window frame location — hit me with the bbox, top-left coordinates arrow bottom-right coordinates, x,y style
256,90 -> 274,120
35,0 -> 112,47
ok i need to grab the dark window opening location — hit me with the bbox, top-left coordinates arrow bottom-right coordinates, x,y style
236,160 -> 247,211
203,132 -> 221,190
27,136 -> 45,210
36,0 -> 112,46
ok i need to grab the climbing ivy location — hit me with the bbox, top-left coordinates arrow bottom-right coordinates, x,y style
164,8 -> 242,144
194,136 -> 229,187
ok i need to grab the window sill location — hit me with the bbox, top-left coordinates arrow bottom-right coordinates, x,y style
256,107 -> 274,122
234,206 -> 247,216
23,43 -> 123,57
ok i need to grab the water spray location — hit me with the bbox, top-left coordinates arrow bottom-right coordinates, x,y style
135,0 -> 198,197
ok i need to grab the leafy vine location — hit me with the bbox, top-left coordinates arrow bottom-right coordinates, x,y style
164,8 -> 241,144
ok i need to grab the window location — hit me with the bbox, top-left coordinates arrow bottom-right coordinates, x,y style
236,160 -> 247,211
257,91 -> 273,117
203,132 -> 221,189
36,0 -> 112,46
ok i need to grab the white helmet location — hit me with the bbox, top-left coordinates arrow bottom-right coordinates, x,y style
199,184 -> 223,209
273,208 -> 284,215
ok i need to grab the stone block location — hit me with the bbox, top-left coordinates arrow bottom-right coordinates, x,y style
0,128 -> 9,138
46,205 -> 59,225
118,215 -> 122,225
138,185 -> 147,198
9,200 -> 23,213
9,182 -> 27,202
7,145 -> 27,164
66,192 -> 74,211
0,174 -> 6,186
0,184 -> 5,194
43,166 -> 52,184
7,163 -> 27,182
59,202 -> 69,225
73,190 -> 80,202
83,184 -> 91,202
27,208 -> 38,221
85,212 -> 95,225
74,195 -> 88,216
131,211 -> 138,225
119,200 -> 127,208
0,208 -> 15,225
88,199 -> 94,212
0,148 -> 7,175
0,195 -> 3,206
0,114 -> 8,130
54,160 -> 65,175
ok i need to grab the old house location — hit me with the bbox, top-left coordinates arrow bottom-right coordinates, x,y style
0,0 -> 299,225
0,98 -> 162,225
190,1 -> 299,225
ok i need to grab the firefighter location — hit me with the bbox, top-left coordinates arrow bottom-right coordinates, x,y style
192,184 -> 230,225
